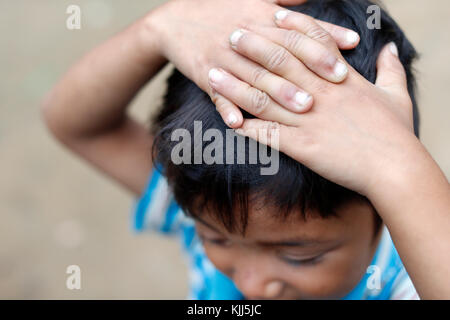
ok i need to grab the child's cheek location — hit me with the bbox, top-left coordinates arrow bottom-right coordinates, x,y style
202,243 -> 235,276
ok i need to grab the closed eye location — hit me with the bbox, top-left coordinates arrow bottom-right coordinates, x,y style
280,254 -> 323,267
198,234 -> 232,247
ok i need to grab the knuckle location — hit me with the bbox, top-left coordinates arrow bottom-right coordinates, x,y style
262,121 -> 280,143
250,89 -> 270,115
269,121 -> 280,138
215,101 -> 226,112
312,51 -> 335,72
306,24 -> 332,44
299,130 -> 316,151
284,30 -> 305,53
213,96 -> 226,111
251,67 -> 269,85
311,78 -> 330,95
236,22 -> 252,32
265,47 -> 290,71
301,14 -> 315,25
210,93 -> 220,106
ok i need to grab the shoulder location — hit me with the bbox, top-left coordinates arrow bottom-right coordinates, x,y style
131,166 -> 190,235
368,226 -> 420,300
389,267 -> 420,300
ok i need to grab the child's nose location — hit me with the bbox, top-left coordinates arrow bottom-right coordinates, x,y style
232,265 -> 284,299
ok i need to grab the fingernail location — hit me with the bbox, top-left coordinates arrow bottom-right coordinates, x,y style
389,42 -> 398,57
334,60 -> 348,80
209,68 -> 224,83
275,10 -> 289,23
346,31 -> 359,44
230,29 -> 245,48
227,113 -> 238,126
294,91 -> 312,110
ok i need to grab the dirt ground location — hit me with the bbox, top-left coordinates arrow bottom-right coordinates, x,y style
1,0 -> 449,299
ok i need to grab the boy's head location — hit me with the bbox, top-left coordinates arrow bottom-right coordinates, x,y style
152,0 -> 418,299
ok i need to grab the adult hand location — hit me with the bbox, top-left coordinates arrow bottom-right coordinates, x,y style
144,0 -> 360,127
216,37 -> 418,198
206,6 -> 450,300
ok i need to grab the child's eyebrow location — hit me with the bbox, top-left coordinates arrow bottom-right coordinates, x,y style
194,217 -> 332,247
194,216 -> 226,234
258,238 -> 333,248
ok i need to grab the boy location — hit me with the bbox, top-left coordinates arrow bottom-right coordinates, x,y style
142,0 -> 419,299
42,0 -> 450,299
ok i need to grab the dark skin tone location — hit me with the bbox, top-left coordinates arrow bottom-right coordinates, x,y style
194,200 -> 382,299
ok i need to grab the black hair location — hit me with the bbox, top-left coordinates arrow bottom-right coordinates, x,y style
151,0 -> 419,235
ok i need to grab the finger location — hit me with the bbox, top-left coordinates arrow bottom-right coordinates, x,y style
273,10 -> 360,51
212,49 -> 314,117
375,42 -> 409,101
225,34 -> 323,97
236,119 -> 307,166
316,20 -> 360,50
209,89 -> 244,128
234,118 -> 292,153
208,68 -> 304,126
212,48 -> 314,113
246,26 -> 349,83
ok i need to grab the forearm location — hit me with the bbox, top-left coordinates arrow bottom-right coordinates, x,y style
368,140 -> 450,299
41,11 -> 166,139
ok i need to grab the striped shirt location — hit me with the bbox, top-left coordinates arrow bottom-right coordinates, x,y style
132,167 -> 419,300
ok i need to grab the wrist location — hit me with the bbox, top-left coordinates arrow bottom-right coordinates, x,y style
140,6 -> 170,57
365,135 -> 448,219
136,9 -> 168,67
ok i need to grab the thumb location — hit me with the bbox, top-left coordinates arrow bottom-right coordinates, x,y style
375,42 -> 409,99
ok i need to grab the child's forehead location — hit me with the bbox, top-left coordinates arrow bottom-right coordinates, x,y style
195,201 -> 373,243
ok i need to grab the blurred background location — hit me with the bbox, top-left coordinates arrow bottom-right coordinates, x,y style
0,0 -> 449,299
